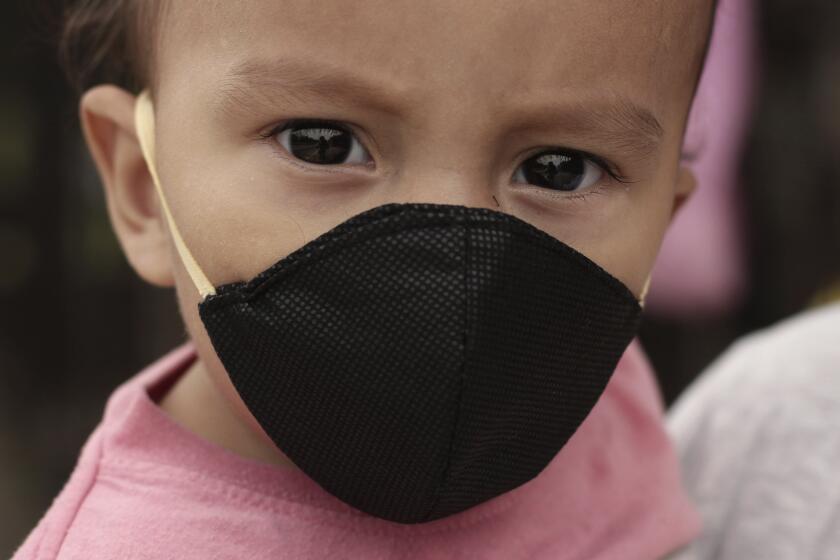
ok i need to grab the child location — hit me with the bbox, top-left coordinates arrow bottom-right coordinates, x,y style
14,1 -> 715,558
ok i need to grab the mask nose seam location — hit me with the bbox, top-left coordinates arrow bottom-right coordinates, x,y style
425,209 -> 471,521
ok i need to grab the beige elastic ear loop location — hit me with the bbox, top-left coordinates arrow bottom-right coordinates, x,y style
639,274 -> 652,309
134,91 -> 217,298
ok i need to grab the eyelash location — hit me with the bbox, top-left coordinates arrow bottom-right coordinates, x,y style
260,119 -> 633,185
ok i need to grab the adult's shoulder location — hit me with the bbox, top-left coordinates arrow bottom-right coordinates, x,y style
666,302 -> 840,560
670,301 -> 840,433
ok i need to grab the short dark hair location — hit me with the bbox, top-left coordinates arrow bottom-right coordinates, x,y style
59,0 -> 156,94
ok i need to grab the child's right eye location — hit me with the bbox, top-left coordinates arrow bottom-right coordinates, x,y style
272,120 -> 373,166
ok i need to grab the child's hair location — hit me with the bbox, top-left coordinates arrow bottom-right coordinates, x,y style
59,0 -> 717,97
59,0 -> 159,94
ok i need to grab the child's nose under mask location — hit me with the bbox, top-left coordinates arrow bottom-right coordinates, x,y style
134,91 -> 643,524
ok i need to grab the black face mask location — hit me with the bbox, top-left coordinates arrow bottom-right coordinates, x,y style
136,92 -> 644,525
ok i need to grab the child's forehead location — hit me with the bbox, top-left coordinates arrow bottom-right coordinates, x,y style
159,0 -> 711,125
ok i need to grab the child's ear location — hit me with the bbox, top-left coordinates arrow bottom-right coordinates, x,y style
79,85 -> 174,288
672,164 -> 697,218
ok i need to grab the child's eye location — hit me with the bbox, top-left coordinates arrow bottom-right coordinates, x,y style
512,150 -> 607,192
274,120 -> 372,166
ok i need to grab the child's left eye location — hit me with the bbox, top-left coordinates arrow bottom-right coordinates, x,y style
512,150 -> 605,192
273,120 -> 372,166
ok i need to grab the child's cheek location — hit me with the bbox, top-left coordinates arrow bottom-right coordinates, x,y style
170,244 -> 276,445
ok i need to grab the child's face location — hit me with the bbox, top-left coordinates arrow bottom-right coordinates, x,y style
148,0 -> 707,291
85,0 -> 710,445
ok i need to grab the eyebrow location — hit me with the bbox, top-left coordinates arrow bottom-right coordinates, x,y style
215,57 -> 665,157
216,58 -> 409,119
503,96 -> 665,158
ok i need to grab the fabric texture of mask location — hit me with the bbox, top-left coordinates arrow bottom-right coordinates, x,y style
134,91 -> 643,524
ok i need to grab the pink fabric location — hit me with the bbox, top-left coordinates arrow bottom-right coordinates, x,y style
13,341 -> 699,560
647,0 -> 756,317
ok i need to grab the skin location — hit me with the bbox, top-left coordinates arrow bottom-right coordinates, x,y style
79,0 -> 711,468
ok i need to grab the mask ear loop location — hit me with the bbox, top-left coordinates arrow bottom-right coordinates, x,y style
638,274 -> 652,308
134,91 -> 217,299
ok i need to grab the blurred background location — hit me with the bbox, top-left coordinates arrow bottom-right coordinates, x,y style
2,0 -> 839,555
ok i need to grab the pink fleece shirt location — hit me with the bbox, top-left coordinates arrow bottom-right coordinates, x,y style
13,340 -> 699,559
